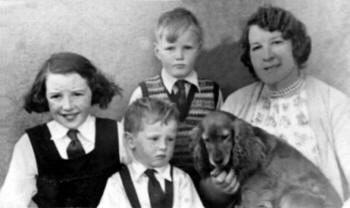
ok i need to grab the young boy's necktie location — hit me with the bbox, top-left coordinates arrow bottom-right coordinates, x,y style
173,79 -> 187,121
66,129 -> 85,159
145,169 -> 164,208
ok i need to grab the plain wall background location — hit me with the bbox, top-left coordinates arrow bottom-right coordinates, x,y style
0,0 -> 350,185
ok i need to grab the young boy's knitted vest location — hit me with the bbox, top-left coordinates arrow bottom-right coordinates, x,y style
139,75 -> 219,183
27,118 -> 121,208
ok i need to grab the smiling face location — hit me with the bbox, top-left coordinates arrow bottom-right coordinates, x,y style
155,27 -> 200,79
249,25 -> 299,91
45,72 -> 92,129
128,119 -> 177,168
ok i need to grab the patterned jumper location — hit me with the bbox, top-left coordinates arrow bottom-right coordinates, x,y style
139,75 -> 219,183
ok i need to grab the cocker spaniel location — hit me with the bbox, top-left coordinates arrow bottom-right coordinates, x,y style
190,110 -> 342,208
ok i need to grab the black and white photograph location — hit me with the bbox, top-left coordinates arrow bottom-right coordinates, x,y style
0,0 -> 349,207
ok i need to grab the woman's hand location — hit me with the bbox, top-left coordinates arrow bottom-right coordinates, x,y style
199,168 -> 240,207
210,168 -> 240,194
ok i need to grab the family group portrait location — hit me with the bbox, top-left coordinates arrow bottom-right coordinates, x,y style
0,0 -> 350,207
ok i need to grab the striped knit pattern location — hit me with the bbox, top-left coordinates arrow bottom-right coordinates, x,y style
140,75 -> 217,173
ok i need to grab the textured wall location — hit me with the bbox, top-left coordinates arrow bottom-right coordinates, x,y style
0,0 -> 349,186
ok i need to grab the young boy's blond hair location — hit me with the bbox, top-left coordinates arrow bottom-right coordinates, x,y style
155,7 -> 203,45
124,97 -> 179,135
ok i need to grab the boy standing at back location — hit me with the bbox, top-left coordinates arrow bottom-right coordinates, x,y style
98,98 -> 203,208
129,7 -> 223,188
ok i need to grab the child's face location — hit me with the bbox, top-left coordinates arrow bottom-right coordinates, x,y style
45,72 -> 92,129
155,27 -> 200,79
128,119 -> 177,168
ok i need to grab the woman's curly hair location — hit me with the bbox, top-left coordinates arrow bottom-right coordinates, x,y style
240,6 -> 312,77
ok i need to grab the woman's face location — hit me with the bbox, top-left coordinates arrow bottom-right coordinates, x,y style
248,25 -> 299,90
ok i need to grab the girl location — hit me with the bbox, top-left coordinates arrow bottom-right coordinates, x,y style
0,52 -> 123,208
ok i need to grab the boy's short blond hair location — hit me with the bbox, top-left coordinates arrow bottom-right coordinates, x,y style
155,7 -> 203,45
124,98 -> 179,135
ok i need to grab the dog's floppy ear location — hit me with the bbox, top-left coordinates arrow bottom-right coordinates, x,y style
231,118 -> 267,181
189,125 -> 212,178
189,125 -> 202,150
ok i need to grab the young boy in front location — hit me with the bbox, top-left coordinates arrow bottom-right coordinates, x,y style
98,98 -> 203,208
129,7 -> 223,189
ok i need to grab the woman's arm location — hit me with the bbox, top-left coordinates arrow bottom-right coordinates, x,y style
330,89 -> 350,203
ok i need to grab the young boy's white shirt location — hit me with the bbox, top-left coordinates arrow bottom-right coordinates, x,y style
129,68 -> 223,107
0,115 -> 126,208
98,158 -> 204,208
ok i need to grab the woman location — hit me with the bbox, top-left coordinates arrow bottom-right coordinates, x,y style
222,5 -> 350,207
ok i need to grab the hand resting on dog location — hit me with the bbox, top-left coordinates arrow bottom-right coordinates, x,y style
199,168 -> 240,207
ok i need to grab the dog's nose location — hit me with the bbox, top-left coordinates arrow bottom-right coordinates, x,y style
213,156 -> 224,165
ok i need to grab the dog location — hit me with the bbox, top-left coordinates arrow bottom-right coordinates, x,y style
190,110 -> 342,208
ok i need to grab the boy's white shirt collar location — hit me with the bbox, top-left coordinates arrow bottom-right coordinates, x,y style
47,115 -> 95,143
129,158 -> 172,182
161,68 -> 200,93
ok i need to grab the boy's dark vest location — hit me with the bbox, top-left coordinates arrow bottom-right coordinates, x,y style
139,75 -> 219,183
26,118 -> 121,208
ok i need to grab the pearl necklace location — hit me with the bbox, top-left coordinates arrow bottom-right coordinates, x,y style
264,77 -> 305,98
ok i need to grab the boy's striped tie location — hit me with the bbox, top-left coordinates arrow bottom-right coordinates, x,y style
173,79 -> 187,121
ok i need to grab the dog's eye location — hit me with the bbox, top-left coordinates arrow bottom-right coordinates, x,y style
220,134 -> 230,141
201,137 -> 209,143
167,137 -> 175,142
201,134 -> 209,140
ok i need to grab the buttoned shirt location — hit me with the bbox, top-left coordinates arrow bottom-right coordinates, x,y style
98,159 -> 204,208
